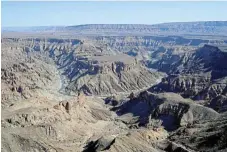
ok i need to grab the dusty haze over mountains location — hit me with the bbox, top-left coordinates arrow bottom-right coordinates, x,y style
1,1 -> 227,152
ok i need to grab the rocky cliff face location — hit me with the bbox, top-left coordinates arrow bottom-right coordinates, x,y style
1,42 -> 61,109
149,45 -> 227,109
115,91 -> 219,131
89,36 -> 227,70
64,55 -> 163,96
166,112 -> 227,152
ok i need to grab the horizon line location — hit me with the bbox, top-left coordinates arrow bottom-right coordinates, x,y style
2,20 -> 227,28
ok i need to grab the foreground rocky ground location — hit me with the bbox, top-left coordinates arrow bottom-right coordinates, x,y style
1,27 -> 227,151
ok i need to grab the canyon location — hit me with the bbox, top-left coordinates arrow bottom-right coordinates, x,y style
1,21 -> 227,152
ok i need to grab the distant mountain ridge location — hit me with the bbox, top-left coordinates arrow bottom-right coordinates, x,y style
2,21 -> 227,36
67,21 -> 227,29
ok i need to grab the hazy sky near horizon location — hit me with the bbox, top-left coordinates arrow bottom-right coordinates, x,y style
2,1 -> 227,27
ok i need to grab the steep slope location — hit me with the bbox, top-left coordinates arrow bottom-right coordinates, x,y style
166,112 -> 227,152
64,54 -> 162,96
149,45 -> 227,109
1,41 -> 62,109
113,91 -> 218,131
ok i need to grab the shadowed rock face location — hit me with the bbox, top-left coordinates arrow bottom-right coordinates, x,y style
166,112 -> 227,152
83,128 -> 169,152
113,91 -> 219,131
149,45 -> 227,109
209,95 -> 227,112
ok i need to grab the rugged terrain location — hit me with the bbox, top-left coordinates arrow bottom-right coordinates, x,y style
1,21 -> 227,152
149,44 -> 227,109
1,38 -> 163,97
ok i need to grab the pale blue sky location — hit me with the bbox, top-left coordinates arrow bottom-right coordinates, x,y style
2,1 -> 227,27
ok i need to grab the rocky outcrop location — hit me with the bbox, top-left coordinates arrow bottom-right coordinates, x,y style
77,91 -> 86,106
1,94 -> 128,152
84,128 -> 169,152
167,112 -> 227,152
115,91 -> 219,131
152,95 -> 218,128
56,101 -> 72,113
149,45 -> 227,108
1,43 -> 61,109
84,135 -> 116,151
209,95 -> 227,112
147,92 -> 218,129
